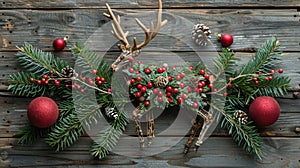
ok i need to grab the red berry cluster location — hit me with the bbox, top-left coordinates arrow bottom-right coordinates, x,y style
29,71 -> 59,86
253,69 -> 284,85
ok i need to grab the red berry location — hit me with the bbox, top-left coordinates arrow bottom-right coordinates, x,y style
44,80 -> 49,85
266,77 -> 270,81
108,88 -> 112,92
128,57 -> 134,62
141,86 -> 147,93
179,83 -> 185,88
204,74 -> 210,80
167,98 -> 173,103
95,76 -> 101,81
144,68 -> 151,74
189,66 -> 193,70
278,69 -> 284,73
71,85 -> 76,89
172,66 -> 176,70
92,70 -> 97,75
253,78 -> 258,81
137,84 -> 143,89
158,91 -> 163,97
177,97 -> 182,104
223,92 -> 228,97
173,88 -> 179,94
162,67 -> 166,72
176,75 -> 181,81
270,69 -> 275,74
54,80 -> 60,86
97,81 -> 103,85
201,81 -> 206,86
42,75 -> 48,79
138,61 -> 142,64
198,82 -> 203,88
136,77 -> 142,82
81,77 -> 86,81
153,88 -> 159,94
157,67 -> 164,73
208,83 -> 213,89
257,72 -> 261,76
199,69 -> 205,75
157,97 -> 163,103
214,88 -> 218,92
182,93 -> 188,99
130,78 -> 136,84
135,92 -> 141,98
168,76 -> 172,81
147,82 -> 153,88
29,78 -> 35,83
80,89 -> 85,93
50,70 -> 54,74
188,87 -> 193,93
136,71 -> 140,74
89,80 -> 94,85
255,81 -> 259,85
76,85 -> 81,89
41,78 -> 46,83
268,76 -> 273,81
37,80 -> 42,85
220,34 -> 233,47
166,86 -> 173,92
198,88 -> 203,93
166,92 -> 172,97
65,84 -> 69,88
53,38 -> 66,51
227,83 -> 232,88
144,100 -> 150,107
129,68 -> 135,73
179,72 -> 185,78
192,102 -> 198,108
100,78 -> 105,82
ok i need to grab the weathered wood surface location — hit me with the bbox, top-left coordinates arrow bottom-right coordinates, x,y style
0,0 -> 300,167
0,9 -> 299,51
0,0 -> 300,8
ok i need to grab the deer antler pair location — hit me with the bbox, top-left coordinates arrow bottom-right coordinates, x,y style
103,0 -> 167,71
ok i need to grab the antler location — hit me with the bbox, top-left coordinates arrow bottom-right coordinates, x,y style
103,0 -> 167,71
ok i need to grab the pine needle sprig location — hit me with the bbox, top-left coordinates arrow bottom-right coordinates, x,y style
46,113 -> 84,151
15,124 -> 40,144
210,103 -> 263,159
8,72 -> 47,97
17,42 -> 68,75
240,37 -> 280,75
91,109 -> 129,159
214,48 -> 239,78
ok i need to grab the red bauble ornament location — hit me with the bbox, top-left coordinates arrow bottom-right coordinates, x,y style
52,38 -> 66,51
249,96 -> 280,126
27,97 -> 59,128
219,34 -> 233,47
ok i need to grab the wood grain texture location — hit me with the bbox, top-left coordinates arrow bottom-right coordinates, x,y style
0,137 -> 299,167
0,9 -> 299,51
0,0 -> 300,9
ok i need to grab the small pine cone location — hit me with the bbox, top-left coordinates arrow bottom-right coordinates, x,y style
154,76 -> 169,88
61,66 -> 78,78
192,23 -> 211,46
105,107 -> 119,120
233,110 -> 248,125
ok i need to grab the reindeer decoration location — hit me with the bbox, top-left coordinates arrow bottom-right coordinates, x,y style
103,0 -> 215,153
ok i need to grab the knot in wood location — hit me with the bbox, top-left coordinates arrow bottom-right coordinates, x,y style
154,76 -> 168,88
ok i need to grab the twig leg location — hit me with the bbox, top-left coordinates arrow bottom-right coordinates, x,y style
147,113 -> 155,146
183,115 -> 203,154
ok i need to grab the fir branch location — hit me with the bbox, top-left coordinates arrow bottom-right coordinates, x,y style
17,42 -> 67,75
214,48 -> 239,79
256,76 -> 290,97
210,103 -> 263,159
46,113 -> 84,151
8,72 -> 47,97
240,37 -> 280,75
91,110 -> 129,159
15,124 -> 40,144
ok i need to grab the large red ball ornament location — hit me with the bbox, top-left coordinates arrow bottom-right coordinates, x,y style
219,33 -> 233,47
249,96 -> 280,126
27,97 -> 59,128
52,37 -> 68,51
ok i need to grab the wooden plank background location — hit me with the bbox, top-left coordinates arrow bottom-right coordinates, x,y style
0,0 -> 300,167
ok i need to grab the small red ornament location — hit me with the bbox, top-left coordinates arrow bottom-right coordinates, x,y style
144,68 -> 151,74
129,68 -> 135,73
29,78 -> 35,83
128,57 -> 134,62
36,80 -> 42,85
166,86 -> 173,92
144,100 -> 150,107
157,67 -> 164,73
130,78 -> 136,84
173,88 -> 179,94
141,86 -> 147,93
192,102 -> 198,108
137,84 -> 143,89
27,97 -> 59,128
177,97 -> 182,104
136,77 -> 142,82
52,37 -> 67,51
135,92 -> 141,98
278,69 -> 284,73
249,96 -> 280,126
147,82 -> 153,88
199,69 -> 205,75
176,75 -> 181,81
179,83 -> 185,88
204,74 -> 210,80
218,33 -> 233,47
157,96 -> 163,103
179,72 -> 185,78
168,76 -> 172,81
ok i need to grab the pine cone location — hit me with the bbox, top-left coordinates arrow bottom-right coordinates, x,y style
154,76 -> 169,88
61,66 -> 78,78
105,107 -> 119,120
192,23 -> 211,46
233,110 -> 248,125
